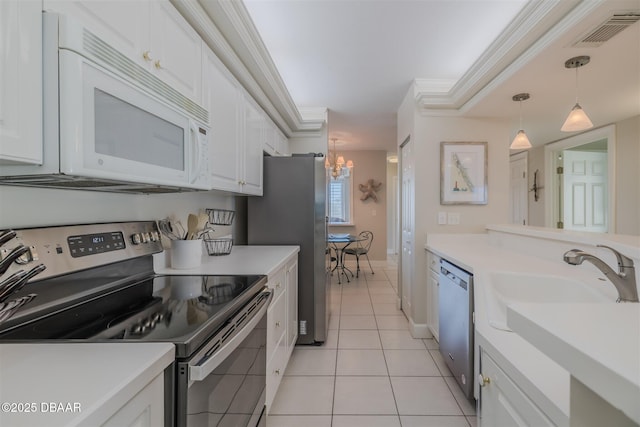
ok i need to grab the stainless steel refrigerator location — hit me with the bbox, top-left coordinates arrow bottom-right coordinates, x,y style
247,155 -> 329,345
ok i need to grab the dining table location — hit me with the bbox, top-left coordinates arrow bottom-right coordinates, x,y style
327,233 -> 365,284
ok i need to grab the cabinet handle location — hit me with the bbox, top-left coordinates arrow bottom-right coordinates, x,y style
142,51 -> 152,61
276,282 -> 282,289
478,374 -> 490,387
274,369 -> 280,375
154,60 -> 162,69
275,321 -> 281,327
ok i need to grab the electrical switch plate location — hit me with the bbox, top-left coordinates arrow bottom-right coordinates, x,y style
438,212 -> 447,225
447,212 -> 460,225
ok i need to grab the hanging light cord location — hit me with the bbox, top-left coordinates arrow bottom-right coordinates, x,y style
574,67 -> 579,104
519,99 -> 523,129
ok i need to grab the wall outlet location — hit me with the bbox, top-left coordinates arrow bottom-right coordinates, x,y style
447,212 -> 460,225
438,212 -> 447,225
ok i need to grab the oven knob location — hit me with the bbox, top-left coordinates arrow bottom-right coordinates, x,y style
141,233 -> 150,243
132,324 -> 143,334
131,234 -> 142,245
150,231 -> 159,242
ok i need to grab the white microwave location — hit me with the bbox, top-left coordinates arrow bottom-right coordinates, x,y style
0,12 -> 210,193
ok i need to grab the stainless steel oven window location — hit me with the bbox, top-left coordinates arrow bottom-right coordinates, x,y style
176,290 -> 271,427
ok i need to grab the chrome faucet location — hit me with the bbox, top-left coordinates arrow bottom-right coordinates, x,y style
563,245 -> 638,303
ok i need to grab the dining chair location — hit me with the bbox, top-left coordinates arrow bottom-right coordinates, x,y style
343,231 -> 374,278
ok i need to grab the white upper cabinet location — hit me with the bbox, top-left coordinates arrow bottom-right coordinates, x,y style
203,44 -> 241,193
0,0 -> 43,165
242,94 -> 264,195
204,44 -> 263,195
263,117 -> 289,157
44,0 -> 202,104
149,2 -> 202,103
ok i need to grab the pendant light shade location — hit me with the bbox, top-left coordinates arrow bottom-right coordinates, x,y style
511,130 -> 532,150
561,56 -> 593,132
510,93 -> 532,150
561,103 -> 594,132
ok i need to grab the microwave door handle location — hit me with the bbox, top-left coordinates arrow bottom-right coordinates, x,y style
189,290 -> 272,382
189,121 -> 202,184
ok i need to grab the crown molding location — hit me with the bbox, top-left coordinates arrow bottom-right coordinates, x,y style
416,0 -> 600,112
170,0 -> 325,136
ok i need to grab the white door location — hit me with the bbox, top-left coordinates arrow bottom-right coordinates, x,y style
400,138 -> 414,317
563,150 -> 608,232
509,153 -> 528,225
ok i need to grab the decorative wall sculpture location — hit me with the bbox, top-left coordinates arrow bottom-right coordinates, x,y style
359,179 -> 382,202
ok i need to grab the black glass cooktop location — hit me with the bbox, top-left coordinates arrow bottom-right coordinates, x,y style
0,274 -> 267,357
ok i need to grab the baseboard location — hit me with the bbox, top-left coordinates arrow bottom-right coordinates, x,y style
409,318 -> 432,339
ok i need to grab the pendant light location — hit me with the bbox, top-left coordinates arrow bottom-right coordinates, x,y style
561,56 -> 593,132
326,138 -> 353,179
510,93 -> 532,150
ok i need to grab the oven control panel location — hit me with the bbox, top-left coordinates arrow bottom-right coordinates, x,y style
0,222 -> 164,281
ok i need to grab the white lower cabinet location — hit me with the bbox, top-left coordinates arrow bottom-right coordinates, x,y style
97,373 -> 165,427
426,250 -> 440,340
265,254 -> 298,412
285,258 -> 298,355
479,347 -> 556,427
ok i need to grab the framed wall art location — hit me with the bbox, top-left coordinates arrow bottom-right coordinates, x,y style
440,141 -> 488,205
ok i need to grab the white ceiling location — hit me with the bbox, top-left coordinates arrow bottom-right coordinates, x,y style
241,0 -> 640,153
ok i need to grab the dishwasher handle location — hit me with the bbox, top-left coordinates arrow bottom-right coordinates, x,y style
189,289 -> 272,382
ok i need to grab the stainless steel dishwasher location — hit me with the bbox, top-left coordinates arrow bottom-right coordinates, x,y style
438,259 -> 474,400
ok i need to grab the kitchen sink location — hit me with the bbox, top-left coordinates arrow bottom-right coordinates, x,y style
482,271 -> 613,331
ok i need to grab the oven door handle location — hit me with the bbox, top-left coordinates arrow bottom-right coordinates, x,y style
189,289 -> 272,382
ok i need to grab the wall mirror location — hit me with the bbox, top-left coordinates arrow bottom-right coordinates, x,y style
544,125 -> 615,233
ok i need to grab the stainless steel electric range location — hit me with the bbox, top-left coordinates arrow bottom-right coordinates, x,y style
0,221 -> 270,427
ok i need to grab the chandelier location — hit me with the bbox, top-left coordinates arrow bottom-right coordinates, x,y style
325,138 -> 353,179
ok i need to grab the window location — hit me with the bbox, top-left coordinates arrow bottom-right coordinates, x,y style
328,169 -> 353,225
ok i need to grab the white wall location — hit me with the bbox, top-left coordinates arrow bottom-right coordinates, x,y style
328,150 -> 388,261
0,185 -> 233,233
397,88 -> 510,327
614,115 -> 640,235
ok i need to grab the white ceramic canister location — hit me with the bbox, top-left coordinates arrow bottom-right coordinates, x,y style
170,239 -> 203,269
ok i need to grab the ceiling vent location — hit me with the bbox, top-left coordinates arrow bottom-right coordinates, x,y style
573,12 -> 640,47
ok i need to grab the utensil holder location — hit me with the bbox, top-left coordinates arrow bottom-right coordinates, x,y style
170,239 -> 203,269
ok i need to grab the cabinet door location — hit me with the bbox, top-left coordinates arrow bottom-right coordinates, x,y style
100,374 -> 164,427
427,268 -> 439,340
479,349 -> 555,427
0,0 -> 42,165
150,1 -> 202,103
242,95 -> 264,195
275,129 -> 289,156
43,0 -> 149,68
203,45 -> 241,192
286,258 -> 298,353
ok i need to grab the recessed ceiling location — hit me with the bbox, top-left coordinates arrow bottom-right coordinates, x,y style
239,0 -> 639,153
244,0 -> 527,152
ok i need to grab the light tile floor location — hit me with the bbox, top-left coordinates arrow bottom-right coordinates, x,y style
267,262 -> 477,427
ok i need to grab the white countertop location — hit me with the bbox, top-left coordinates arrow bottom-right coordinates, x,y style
0,342 -> 174,427
426,232 -> 622,425
507,303 -> 640,424
154,245 -> 300,278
